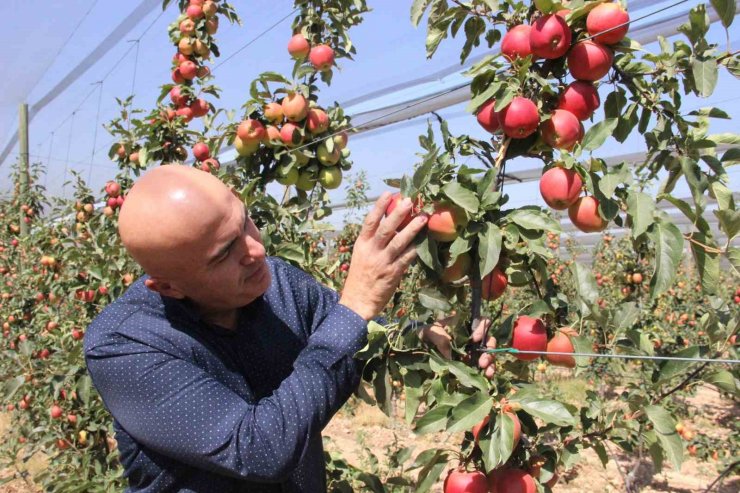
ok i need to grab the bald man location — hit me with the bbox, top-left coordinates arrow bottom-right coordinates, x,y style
84,164 -> 426,492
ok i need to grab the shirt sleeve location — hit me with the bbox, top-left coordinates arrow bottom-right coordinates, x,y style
85,304 -> 367,483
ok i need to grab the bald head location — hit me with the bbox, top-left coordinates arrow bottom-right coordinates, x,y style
118,165 -> 234,278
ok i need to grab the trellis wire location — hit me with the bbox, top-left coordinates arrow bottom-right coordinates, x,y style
477,348 -> 740,365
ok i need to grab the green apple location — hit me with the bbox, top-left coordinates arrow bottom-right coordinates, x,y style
276,165 -> 299,186
318,167 -> 342,189
234,136 -> 260,156
296,171 -> 317,191
317,141 -> 340,166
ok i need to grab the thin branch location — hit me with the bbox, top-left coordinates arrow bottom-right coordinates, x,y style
684,234 -> 725,255
704,459 -> 740,493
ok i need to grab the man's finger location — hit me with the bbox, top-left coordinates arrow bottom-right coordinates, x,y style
395,243 -> 418,273
386,213 -> 428,258
471,317 -> 492,343
359,192 -> 392,240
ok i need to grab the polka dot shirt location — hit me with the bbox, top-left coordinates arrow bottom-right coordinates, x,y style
84,257 -> 368,492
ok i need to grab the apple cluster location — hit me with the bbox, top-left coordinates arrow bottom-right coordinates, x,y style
191,142 -> 220,173
476,3 -> 630,235
168,0 -> 220,123
102,181 -> 125,217
287,33 -> 336,73
235,79 -> 350,191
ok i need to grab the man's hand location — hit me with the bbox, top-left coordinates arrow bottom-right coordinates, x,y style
339,193 -> 427,321
420,317 -> 497,379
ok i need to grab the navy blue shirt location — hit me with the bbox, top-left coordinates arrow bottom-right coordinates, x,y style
84,257 -> 368,492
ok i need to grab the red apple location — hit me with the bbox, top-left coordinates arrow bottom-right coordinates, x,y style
385,193 -> 424,231
169,86 -> 187,107
428,203 -> 468,242
587,3 -> 630,45
441,253 -> 471,283
498,97 -> 539,139
176,107 -> 194,123
309,44 -> 335,71
50,404 -> 63,419
180,19 -> 195,36
202,1 -> 218,19
179,60 -> 198,80
192,143 -> 210,161
190,98 -> 210,117
288,33 -> 310,59
488,468 -> 536,493
546,328 -> 577,368
539,167 -> 583,210
568,196 -> 608,233
282,93 -> 309,122
265,125 -> 281,142
280,123 -> 302,147
501,24 -> 532,60
511,316 -> 547,361
541,109 -> 583,150
306,108 -> 330,134
568,41 -> 613,81
476,99 -> 500,134
264,102 -> 284,123
557,81 -> 600,120
186,4 -> 203,20
237,119 -> 266,142
482,266 -> 507,300
471,415 -> 490,443
202,158 -> 220,171
444,469 -> 488,493
530,14 -> 572,59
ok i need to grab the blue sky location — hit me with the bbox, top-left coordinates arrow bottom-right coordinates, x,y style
1,0 -> 738,231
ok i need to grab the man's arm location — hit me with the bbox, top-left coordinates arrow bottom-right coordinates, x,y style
86,303 -> 367,483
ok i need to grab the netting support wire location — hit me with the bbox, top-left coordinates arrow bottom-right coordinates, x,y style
89,81 -> 105,184
63,112 -> 77,194
44,132 -> 54,189
478,348 -> 740,365
128,39 -> 141,129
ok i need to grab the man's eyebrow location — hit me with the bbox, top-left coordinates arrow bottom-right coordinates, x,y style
207,206 -> 248,265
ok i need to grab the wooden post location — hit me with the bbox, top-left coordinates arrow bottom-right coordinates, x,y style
18,103 -> 29,237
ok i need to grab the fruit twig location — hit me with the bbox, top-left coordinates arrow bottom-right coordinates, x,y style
683,234 -> 724,254
494,137 -> 511,170
654,359 -> 710,403
703,459 -> 740,493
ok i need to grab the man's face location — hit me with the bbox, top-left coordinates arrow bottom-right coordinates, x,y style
176,194 -> 272,313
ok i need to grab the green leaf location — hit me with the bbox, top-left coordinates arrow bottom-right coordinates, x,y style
77,375 -> 93,406
703,370 -> 738,395
414,450 -> 448,493
581,118 -> 619,151
506,208 -> 561,232
418,287 -> 452,311
416,234 -> 440,271
688,107 -> 730,119
710,0 -> 735,28
690,233 -> 720,294
404,372 -> 425,424
645,405 -> 684,470
373,362 -> 393,416
442,182 -> 479,213
275,243 -> 304,264
568,262 -> 596,304
714,209 -> 740,239
415,405 -> 452,434
692,57 -> 719,97
657,346 -> 701,383
430,354 -> 489,391
513,397 -> 576,426
410,0 -> 432,26
483,412 -> 517,470
626,191 -> 655,238
478,224 -> 502,278
2,376 -> 25,400
446,393 -> 493,433
728,246 -> 740,275
721,147 -> 740,164
648,220 -> 684,299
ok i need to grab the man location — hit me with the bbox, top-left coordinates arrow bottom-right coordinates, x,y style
85,164 -> 492,492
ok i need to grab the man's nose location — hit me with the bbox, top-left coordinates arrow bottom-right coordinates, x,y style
239,235 -> 266,266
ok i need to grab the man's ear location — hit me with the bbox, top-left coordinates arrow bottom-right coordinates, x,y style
144,278 -> 186,299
